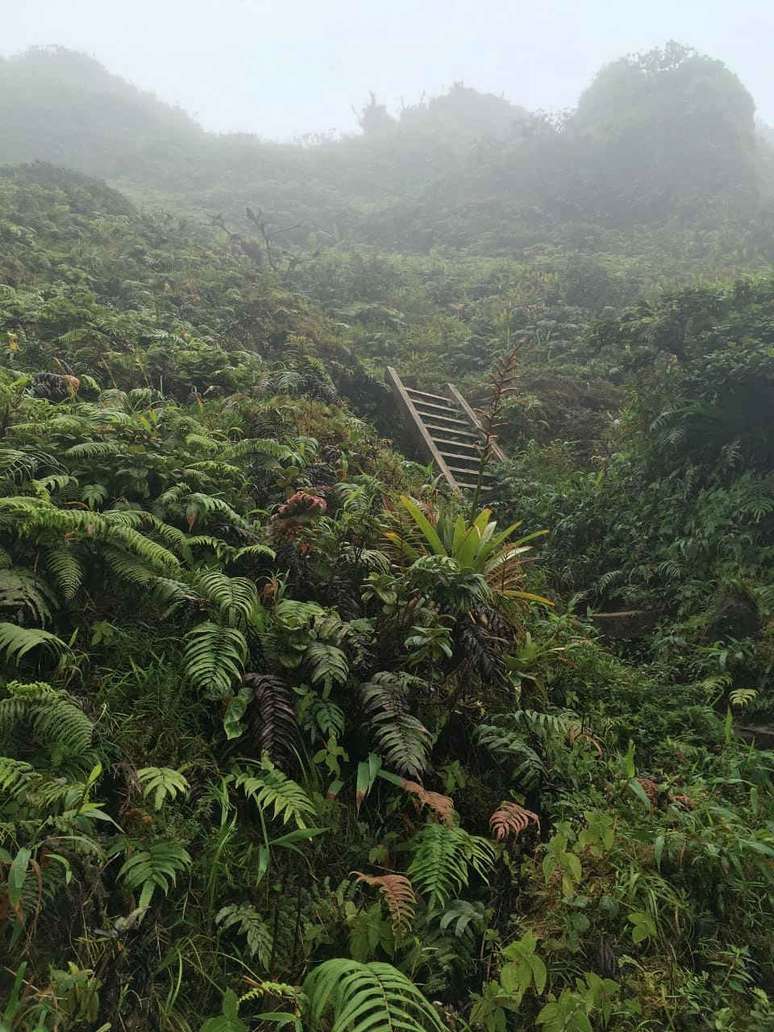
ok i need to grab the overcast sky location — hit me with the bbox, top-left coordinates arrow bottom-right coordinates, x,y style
3,0 -> 774,139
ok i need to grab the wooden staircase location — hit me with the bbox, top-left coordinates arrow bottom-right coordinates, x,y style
386,366 -> 506,494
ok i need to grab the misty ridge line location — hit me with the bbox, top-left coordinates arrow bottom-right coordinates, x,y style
0,38 -> 768,149
0,38 -> 769,249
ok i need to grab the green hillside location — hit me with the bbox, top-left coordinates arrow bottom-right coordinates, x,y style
0,42 -> 772,1032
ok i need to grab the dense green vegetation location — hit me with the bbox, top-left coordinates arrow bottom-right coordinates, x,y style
0,40 -> 772,1032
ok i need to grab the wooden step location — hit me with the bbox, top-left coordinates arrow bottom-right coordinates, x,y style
447,465 -> 495,478
432,437 -> 481,451
414,411 -> 470,427
423,422 -> 481,437
406,387 -> 452,404
438,450 -> 485,463
410,399 -> 462,416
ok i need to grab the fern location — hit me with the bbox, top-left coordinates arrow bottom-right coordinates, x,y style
137,767 -> 190,810
117,840 -> 192,910
399,780 -> 456,826
232,759 -> 315,829
44,546 -> 84,600
0,756 -> 34,801
0,623 -> 69,668
196,571 -> 259,627
64,441 -> 125,458
729,687 -> 758,708
216,903 -> 273,968
360,673 -> 431,779
0,681 -> 94,767
489,801 -> 540,841
302,696 -> 345,743
32,472 -> 78,497
185,432 -> 222,453
244,673 -> 298,768
306,641 -> 349,692
225,438 -> 299,463
233,543 -> 276,562
183,622 -> 247,700
0,569 -> 56,624
0,447 -> 59,486
106,510 -> 191,557
184,492 -> 247,530
0,498 -> 181,573
303,958 -> 445,1032
103,547 -> 159,587
80,482 -> 109,509
475,718 -> 546,790
353,872 -> 417,934
406,824 -> 495,909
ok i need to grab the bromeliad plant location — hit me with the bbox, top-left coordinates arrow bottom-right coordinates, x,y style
386,494 -> 551,605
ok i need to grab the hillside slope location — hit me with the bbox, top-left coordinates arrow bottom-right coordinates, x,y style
0,154 -> 772,1031
3,43 -> 774,259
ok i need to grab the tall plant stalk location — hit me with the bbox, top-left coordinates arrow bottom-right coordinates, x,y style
471,334 -> 519,516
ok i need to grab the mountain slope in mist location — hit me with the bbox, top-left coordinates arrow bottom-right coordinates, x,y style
0,42 -> 769,253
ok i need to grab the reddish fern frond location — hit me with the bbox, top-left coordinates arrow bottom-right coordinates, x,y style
244,673 -> 298,770
489,801 -> 540,841
400,779 -> 456,826
353,872 -> 417,933
479,344 -> 520,455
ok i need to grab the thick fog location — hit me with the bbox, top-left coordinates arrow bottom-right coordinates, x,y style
3,0 -> 774,138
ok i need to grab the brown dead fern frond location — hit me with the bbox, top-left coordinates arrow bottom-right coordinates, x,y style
400,779 -> 456,826
353,872 -> 417,934
489,801 -> 540,842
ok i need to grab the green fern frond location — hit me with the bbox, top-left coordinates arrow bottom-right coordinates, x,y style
0,755 -> 34,800
406,823 -> 495,910
0,624 -> 69,669
104,510 -> 191,556
0,681 -> 94,763
137,766 -> 190,810
117,840 -> 192,910
232,759 -> 315,829
304,958 -> 445,1032
185,433 -> 221,452
185,493 -> 247,530
0,447 -> 59,486
183,622 -> 247,700
474,720 -> 545,790
32,473 -> 78,498
64,441 -> 125,459
0,498 -> 180,572
216,903 -> 273,969
232,543 -> 276,562
44,546 -> 84,600
306,641 -> 349,692
0,568 -> 57,624
195,571 -> 259,627
149,576 -> 202,613
360,673 -> 431,779
103,547 -> 159,586
302,696 -> 345,743
101,522 -> 181,571
225,438 -> 298,463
